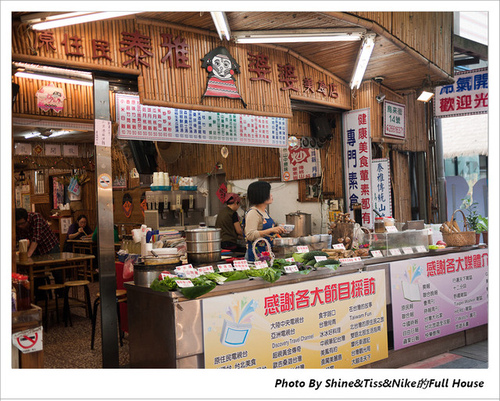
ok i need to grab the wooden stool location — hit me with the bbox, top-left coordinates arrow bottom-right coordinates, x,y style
91,289 -> 127,350
63,280 -> 92,327
38,283 -> 65,332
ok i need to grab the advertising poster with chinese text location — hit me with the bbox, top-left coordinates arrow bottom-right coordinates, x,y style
343,108 -> 373,229
434,68 -> 488,118
371,158 -> 392,217
202,270 -> 388,369
116,94 -> 288,148
280,145 -> 321,182
390,249 -> 488,350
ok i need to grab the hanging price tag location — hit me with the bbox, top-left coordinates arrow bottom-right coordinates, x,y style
332,243 -> 346,250
296,246 -> 309,253
402,247 -> 414,255
389,248 -> 402,256
284,264 -> 299,273
371,250 -> 383,258
217,264 -> 234,272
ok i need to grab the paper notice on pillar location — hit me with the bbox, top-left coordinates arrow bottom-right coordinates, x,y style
280,145 -> 321,182
371,158 -> 392,217
12,327 -> 43,354
343,108 -> 374,229
95,119 -> 112,147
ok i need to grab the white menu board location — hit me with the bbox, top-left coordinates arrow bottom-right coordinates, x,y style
116,94 -> 288,148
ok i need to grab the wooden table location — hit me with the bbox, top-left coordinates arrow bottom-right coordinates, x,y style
66,240 -> 121,282
16,252 -> 95,302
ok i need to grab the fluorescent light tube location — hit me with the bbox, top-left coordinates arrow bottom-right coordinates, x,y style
211,12 -> 231,41
233,29 -> 365,44
31,12 -> 138,30
15,71 -> 93,86
350,33 -> 376,89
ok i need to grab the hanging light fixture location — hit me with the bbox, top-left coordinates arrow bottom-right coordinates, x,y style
233,28 -> 365,44
13,62 -> 93,86
350,33 -> 377,89
417,75 -> 435,102
26,12 -> 139,30
211,12 -> 231,40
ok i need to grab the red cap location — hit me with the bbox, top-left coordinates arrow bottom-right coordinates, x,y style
224,193 -> 241,204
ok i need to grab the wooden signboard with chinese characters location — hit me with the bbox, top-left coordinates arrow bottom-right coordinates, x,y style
12,17 -> 350,119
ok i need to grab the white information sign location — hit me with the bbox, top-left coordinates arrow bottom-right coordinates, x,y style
371,158 -> 392,217
434,68 -> 488,118
280,145 -> 321,182
343,108 -> 373,229
383,100 -> 406,139
13,327 -> 43,353
95,119 -> 112,147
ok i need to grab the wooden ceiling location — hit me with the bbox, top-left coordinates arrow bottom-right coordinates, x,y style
134,11 -> 454,92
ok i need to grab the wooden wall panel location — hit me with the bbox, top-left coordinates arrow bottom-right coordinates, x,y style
12,76 -> 94,120
355,81 -> 428,153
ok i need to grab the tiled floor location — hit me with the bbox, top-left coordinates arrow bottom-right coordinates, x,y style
400,340 -> 488,369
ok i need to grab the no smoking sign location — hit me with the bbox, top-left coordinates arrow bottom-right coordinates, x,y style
12,327 -> 43,353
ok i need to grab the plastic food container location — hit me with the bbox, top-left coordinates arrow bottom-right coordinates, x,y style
384,217 -> 395,227
374,218 -> 385,233
12,273 -> 30,311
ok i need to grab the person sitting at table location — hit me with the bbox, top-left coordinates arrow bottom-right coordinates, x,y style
63,214 -> 93,252
15,208 -> 61,302
15,208 -> 60,257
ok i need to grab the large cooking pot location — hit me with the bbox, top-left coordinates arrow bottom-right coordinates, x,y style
185,227 -> 221,264
133,260 -> 179,287
286,211 -> 312,237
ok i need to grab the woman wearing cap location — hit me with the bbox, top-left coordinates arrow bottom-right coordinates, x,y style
215,192 -> 245,253
244,181 -> 285,262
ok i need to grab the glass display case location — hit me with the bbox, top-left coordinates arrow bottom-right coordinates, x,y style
370,229 -> 429,256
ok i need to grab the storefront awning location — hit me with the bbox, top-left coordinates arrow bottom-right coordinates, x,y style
441,114 -> 489,158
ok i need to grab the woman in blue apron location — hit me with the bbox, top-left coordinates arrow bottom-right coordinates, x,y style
244,181 -> 286,262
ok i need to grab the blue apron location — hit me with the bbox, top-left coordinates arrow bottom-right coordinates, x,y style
245,209 -> 276,262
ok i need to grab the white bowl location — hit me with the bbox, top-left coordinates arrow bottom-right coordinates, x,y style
280,224 -> 295,234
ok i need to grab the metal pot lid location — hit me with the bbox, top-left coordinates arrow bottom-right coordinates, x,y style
287,210 -> 311,216
185,227 -> 221,233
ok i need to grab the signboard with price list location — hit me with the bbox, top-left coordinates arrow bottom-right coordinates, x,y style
202,270 -> 388,368
390,249 -> 488,350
